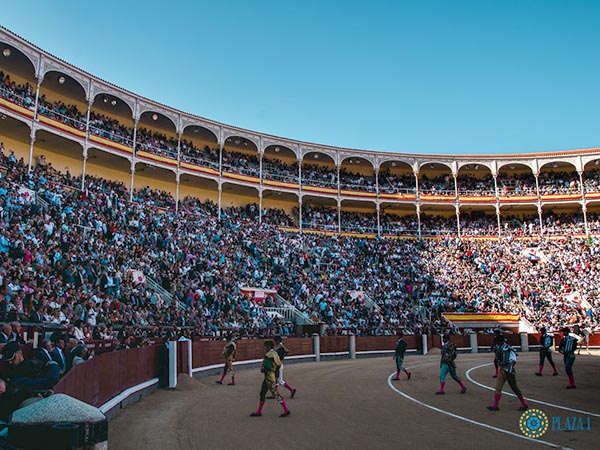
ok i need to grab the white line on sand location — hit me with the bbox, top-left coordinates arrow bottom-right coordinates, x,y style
387,367 -> 574,450
465,363 -> 600,418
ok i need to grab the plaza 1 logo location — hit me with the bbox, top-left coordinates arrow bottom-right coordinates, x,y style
519,409 -> 592,438
519,409 -> 549,438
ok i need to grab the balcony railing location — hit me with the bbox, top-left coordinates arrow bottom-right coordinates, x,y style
89,125 -> 134,147
38,107 -> 86,131
0,86 -> 34,109
221,163 -> 260,177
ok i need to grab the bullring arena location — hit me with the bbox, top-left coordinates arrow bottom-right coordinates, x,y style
107,337 -> 600,450
0,24 -> 599,450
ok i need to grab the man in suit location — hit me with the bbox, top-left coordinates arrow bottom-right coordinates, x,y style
0,324 -> 11,343
28,304 -> 44,323
36,339 -> 53,366
50,336 -> 67,374
10,322 -> 25,344
65,338 -> 79,371
1,342 -> 60,392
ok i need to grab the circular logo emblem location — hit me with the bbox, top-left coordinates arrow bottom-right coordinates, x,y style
519,409 -> 549,438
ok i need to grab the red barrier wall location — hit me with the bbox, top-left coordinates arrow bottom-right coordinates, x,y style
320,336 -> 349,353
53,344 -> 160,407
356,335 -> 418,352
57,332 -> 599,410
284,338 -> 314,356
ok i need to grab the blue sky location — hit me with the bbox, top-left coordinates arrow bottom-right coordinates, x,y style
2,1 -> 600,154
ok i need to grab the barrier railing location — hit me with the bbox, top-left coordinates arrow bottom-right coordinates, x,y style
52,333 -> 600,411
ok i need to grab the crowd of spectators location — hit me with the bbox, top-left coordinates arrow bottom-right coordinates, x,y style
301,163 -> 338,188
378,170 -> 416,194
3,71 -> 600,201
180,143 -> 219,167
457,174 -> 495,196
498,172 -> 537,197
0,72 -> 599,344
339,167 -> 376,192
538,171 -> 581,195
262,158 -> 299,183
221,149 -> 260,176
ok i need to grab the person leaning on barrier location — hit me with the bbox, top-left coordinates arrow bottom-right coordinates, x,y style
0,342 -> 60,392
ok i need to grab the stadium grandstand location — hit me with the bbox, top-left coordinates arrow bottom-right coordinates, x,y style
0,25 -> 599,450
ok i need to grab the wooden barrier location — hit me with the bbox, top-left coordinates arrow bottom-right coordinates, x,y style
356,335 -> 415,352
53,345 -> 160,407
54,331 -> 600,411
320,336 -> 349,353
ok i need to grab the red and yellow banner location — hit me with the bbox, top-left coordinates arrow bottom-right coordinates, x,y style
180,161 -> 219,177
379,192 -> 417,201
540,193 -> 582,201
0,97 -> 35,119
38,115 -> 86,139
443,313 -> 520,323
498,195 -> 538,203
136,150 -> 177,167
89,135 -> 133,154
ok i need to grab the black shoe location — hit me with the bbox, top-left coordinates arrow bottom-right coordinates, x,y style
566,385 -> 577,389
518,405 -> 529,411
250,412 -> 262,417
487,406 -> 499,411
280,411 -> 291,417
552,372 -> 558,376
215,380 -> 223,385
435,391 -> 445,395
407,372 -> 411,380
534,372 -> 542,376
291,389 -> 297,399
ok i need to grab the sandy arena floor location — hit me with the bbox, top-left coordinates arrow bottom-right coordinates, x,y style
110,351 -> 599,450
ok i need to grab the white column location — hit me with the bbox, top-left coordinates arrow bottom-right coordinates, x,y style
520,332 -> 529,352
258,191 -> 263,224
168,341 -> 178,388
456,204 -> 461,238
416,203 -> 422,240
27,126 -> 36,173
217,184 -> 223,220
81,98 -> 93,190
579,170 -> 589,237
298,197 -> 303,232
469,333 -> 478,354
129,118 -> 138,202
496,203 -> 501,237
421,334 -> 428,355
27,74 -> 42,173
313,333 -> 320,362
175,173 -> 181,213
534,172 -> 543,236
337,199 -> 341,234
349,334 -> 356,359
187,339 -> 193,377
129,160 -> 136,202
